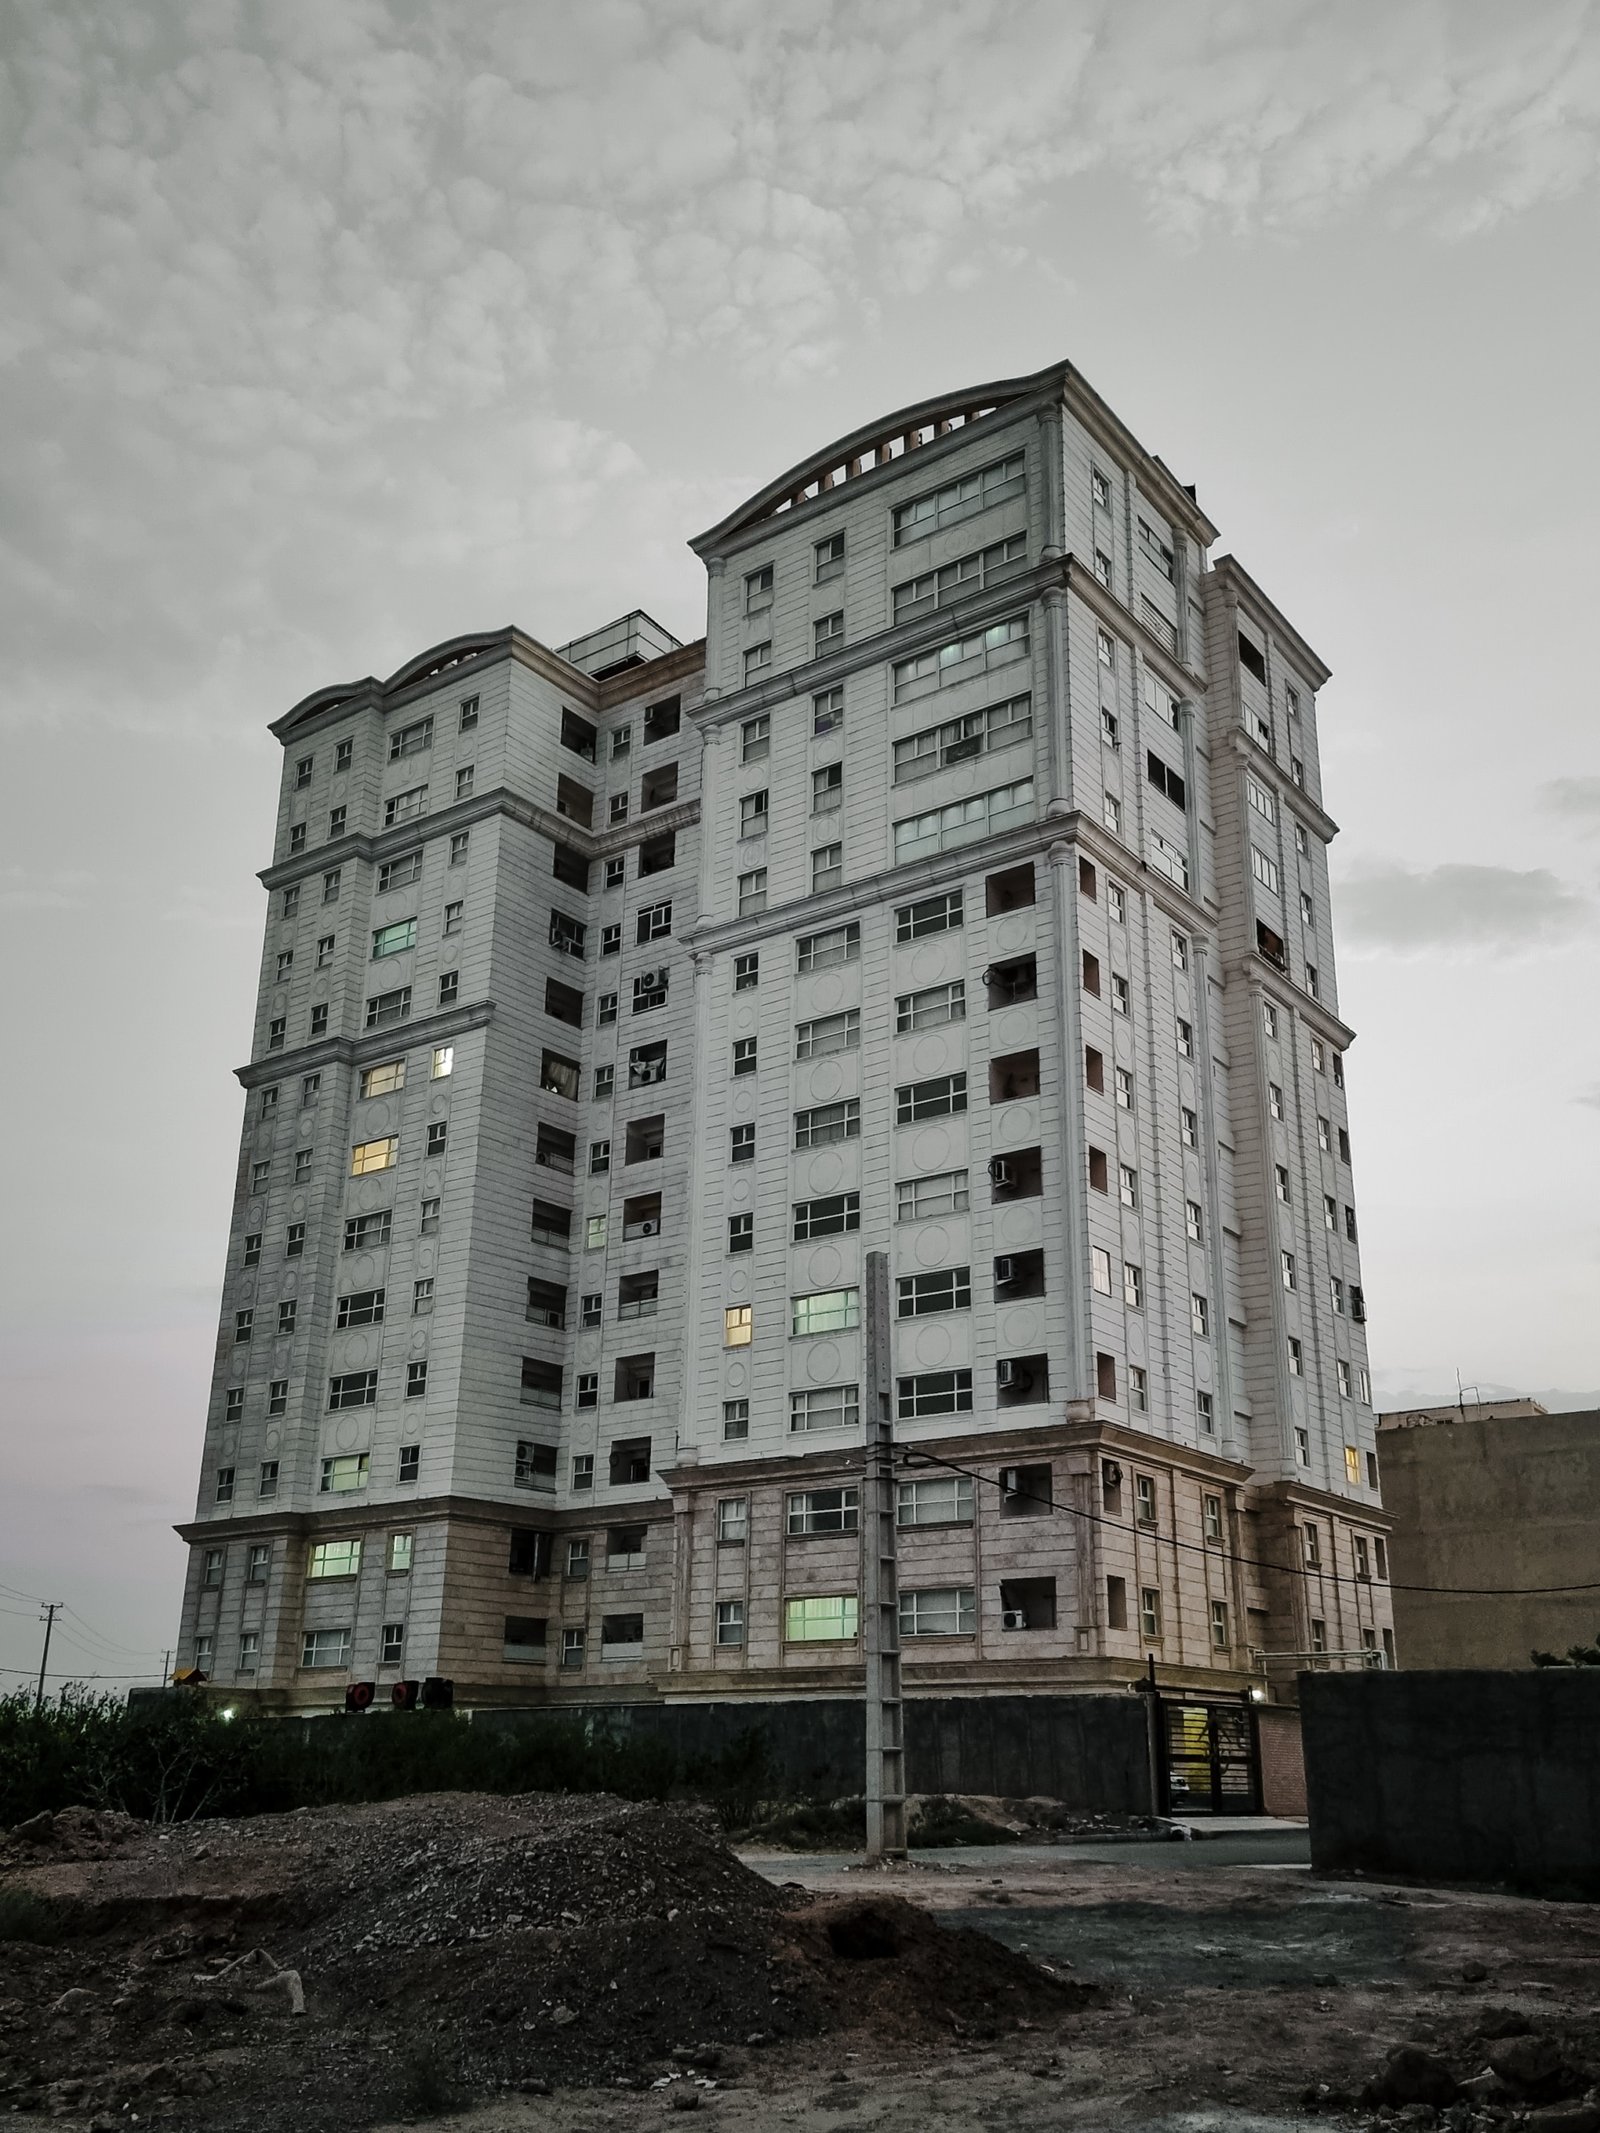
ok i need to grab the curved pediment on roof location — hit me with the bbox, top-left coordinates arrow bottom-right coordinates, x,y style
275,679 -> 379,738
690,360 -> 1070,555
383,629 -> 513,696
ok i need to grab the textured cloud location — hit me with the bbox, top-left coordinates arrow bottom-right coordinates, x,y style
1337,861 -> 1593,955
2,0 -> 1598,742
1542,776 -> 1600,829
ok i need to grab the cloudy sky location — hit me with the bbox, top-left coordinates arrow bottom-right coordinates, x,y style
2,0 -> 1598,1687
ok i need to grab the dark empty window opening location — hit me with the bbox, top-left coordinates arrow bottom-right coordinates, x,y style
617,1270 -> 659,1320
504,1615 -> 547,1656
601,1611 -> 645,1649
1106,1574 -> 1129,1630
989,1049 -> 1040,1102
545,977 -> 585,1028
984,955 -> 1037,1008
552,843 -> 590,891
560,708 -> 598,763
993,1248 -> 1044,1299
629,1040 -> 667,1088
1000,1577 -> 1057,1631
624,1113 -> 665,1165
1088,1145 -> 1109,1192
1078,857 -> 1096,900
640,762 -> 679,812
609,1430 -> 652,1478
989,1146 -> 1042,1200
643,697 -> 681,743
555,774 -> 593,828
999,1462 -> 1053,1516
529,1198 -> 572,1249
1085,1046 -> 1105,1093
539,1049 -> 580,1101
520,1356 -> 564,1409
535,1123 -> 576,1175
996,1355 -> 1049,1407
1146,750 -> 1186,810
639,831 -> 676,875
526,1277 -> 567,1329
1238,633 -> 1267,685
1081,950 -> 1101,997
622,1193 -> 662,1238
1101,1458 -> 1123,1513
985,862 -> 1035,915
508,1529 -> 550,1578
1096,1351 -> 1118,1400
1256,921 -> 1287,971
606,1526 -> 647,1564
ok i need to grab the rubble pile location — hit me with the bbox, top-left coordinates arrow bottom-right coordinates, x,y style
0,1792 -> 1084,2130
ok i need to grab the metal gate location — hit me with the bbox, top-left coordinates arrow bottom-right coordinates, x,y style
1159,1700 -> 1261,1814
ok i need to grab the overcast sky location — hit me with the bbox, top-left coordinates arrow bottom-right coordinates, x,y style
3,0 -> 1598,1689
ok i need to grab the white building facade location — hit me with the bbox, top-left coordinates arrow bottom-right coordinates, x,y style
177,361 -> 1392,1710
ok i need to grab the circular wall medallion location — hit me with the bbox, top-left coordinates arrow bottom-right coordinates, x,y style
289,1193 -> 306,1219
410,1327 -> 429,1357
724,1360 -> 748,1394
727,1264 -> 751,1300
805,1340 -> 841,1383
806,1245 -> 842,1289
807,1059 -> 843,1103
1001,1305 -> 1042,1351
416,1244 -> 435,1279
357,1180 -> 386,1213
910,1126 -> 950,1173
1195,1349 -> 1213,1387
912,1322 -> 952,1368
807,1150 -> 844,1196
731,1083 -> 756,1121
263,1427 -> 280,1456
733,1004 -> 758,1037
334,1416 -> 360,1453
998,1204 -> 1039,1247
994,1102 -> 1037,1147
340,1332 -> 373,1370
1174,976 -> 1192,1014
807,973 -> 844,1014
913,1223 -> 951,1268
993,914 -> 1032,957
909,944 -> 948,987
994,1007 -> 1034,1051
431,1091 -> 450,1119
349,1254 -> 376,1290
729,1174 -> 753,1208
911,1033 -> 954,1079
364,1100 -> 391,1135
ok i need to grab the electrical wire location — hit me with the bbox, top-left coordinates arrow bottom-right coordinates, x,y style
896,1446 -> 1600,1599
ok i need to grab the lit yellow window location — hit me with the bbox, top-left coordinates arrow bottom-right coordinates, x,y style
431,1045 -> 454,1079
724,1305 -> 753,1348
350,1137 -> 399,1175
388,1532 -> 413,1573
360,1060 -> 406,1099
783,1594 -> 859,1643
307,1538 -> 362,1580
1343,1445 -> 1360,1485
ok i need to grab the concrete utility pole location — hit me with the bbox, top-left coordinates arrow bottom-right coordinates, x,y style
35,1603 -> 60,1714
861,1251 -> 907,1860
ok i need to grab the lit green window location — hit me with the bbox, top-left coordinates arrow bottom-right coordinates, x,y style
783,1594 -> 859,1643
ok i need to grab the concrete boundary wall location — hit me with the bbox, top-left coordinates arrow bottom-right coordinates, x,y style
478,1693 -> 1156,1812
1301,1670 -> 1600,1897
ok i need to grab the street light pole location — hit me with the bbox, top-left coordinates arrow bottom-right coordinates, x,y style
862,1250 -> 907,1860
35,1603 -> 60,1714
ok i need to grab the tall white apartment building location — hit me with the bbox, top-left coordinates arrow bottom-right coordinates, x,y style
177,360 -> 1393,1714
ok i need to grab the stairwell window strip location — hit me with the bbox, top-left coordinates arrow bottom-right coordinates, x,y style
891,615 -> 1030,703
891,450 -> 1025,546
892,694 -> 1032,782
893,778 -> 1034,862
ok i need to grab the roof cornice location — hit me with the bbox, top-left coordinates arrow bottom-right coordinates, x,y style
1209,556 -> 1333,689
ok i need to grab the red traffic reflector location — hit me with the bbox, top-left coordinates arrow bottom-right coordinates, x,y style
344,1681 -> 376,1713
391,1679 -> 421,1710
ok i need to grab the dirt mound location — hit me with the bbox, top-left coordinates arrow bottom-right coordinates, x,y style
1,1807 -> 146,1862
0,1791 -> 1086,2130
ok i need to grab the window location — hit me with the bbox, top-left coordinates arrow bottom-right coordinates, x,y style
790,1384 -> 860,1434
342,1210 -> 391,1253
891,533 -> 1027,623
791,1287 -> 859,1335
540,1049 -> 580,1101
792,1192 -> 860,1240
1102,793 -> 1122,836
895,1370 -> 973,1419
1251,847 -> 1280,894
1330,1276 -> 1346,1315
268,1017 -> 286,1050
201,1547 -> 225,1590
1123,1262 -> 1143,1308
1324,1193 -> 1338,1231
384,784 -> 428,828
893,778 -> 1034,863
743,642 -> 771,683
561,1627 -> 586,1668
1184,1198 -> 1203,1245
795,1099 -> 860,1146
1091,467 -> 1111,509
895,1073 -> 966,1125
288,824 -> 305,855
1191,1292 -> 1210,1337
811,843 -> 843,894
402,1358 -> 427,1400
892,615 -> 1030,708
897,1475 -> 974,1528
730,1122 -> 755,1163
815,531 -> 845,582
1288,1336 -> 1303,1377
1114,1067 -> 1134,1111
1146,750 -> 1186,810
275,949 -> 295,984
436,971 -> 459,1008
796,920 -> 859,972
896,1170 -> 969,1221
901,1588 -> 976,1638
723,1399 -> 749,1441
731,1036 -> 758,1078
787,1487 -> 859,1538
1210,1600 -> 1231,1651
740,713 -> 770,763
349,1136 -> 399,1178
576,1373 -> 598,1409
1139,1587 -> 1162,1639
213,1465 -> 235,1504
1197,1391 -> 1214,1435
597,991 -> 618,1026
295,754 -> 314,790
796,1009 -> 860,1059
1281,1250 -> 1297,1291
425,1121 -> 448,1158
1338,1359 -> 1353,1400
514,1438 -> 558,1489
450,830 -> 470,865
411,1276 -> 434,1317
734,951 -> 759,990
302,1628 -> 352,1670
784,1595 -> 858,1643
813,685 -> 844,735
715,1600 -> 745,1647
1295,1426 -> 1311,1466
320,1452 -> 370,1490
715,1495 -> 749,1548
1134,1473 -> 1157,1527
365,988 -> 411,1032
893,450 -> 1024,545
1111,973 -> 1130,1016
328,804 -> 347,838
744,563 -> 774,613
1270,1083 -> 1285,1121
377,854 -> 422,898
728,1211 -> 753,1253
1177,1105 -> 1197,1149
724,1304 -> 752,1348
896,1267 -> 971,1317
629,1040 -> 667,1090
1360,1366 -> 1372,1406
337,1287 -> 386,1330
814,611 -> 843,656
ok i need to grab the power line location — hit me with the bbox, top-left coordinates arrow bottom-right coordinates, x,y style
897,1447 -> 1600,1600
0,1664 -> 163,1683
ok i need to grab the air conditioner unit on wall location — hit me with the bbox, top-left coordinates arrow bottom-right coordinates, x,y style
1002,1609 -> 1027,1631
638,1218 -> 659,1236
1101,1459 -> 1123,1489
994,1256 -> 1016,1285
989,1157 -> 1014,1187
